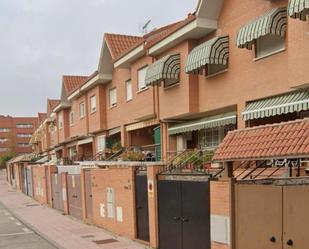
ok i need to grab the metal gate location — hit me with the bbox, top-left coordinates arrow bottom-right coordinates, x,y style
51,174 -> 64,212
67,174 -> 82,219
23,166 -> 28,195
26,167 -> 33,197
158,176 -> 211,249
135,172 -> 150,242
84,170 -> 93,220
235,179 -> 309,249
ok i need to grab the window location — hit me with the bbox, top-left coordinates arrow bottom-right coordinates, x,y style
58,112 -> 63,129
207,63 -> 228,77
126,80 -> 132,101
256,34 -> 285,59
90,95 -> 97,113
198,124 -> 236,149
0,148 -> 8,152
16,134 -> 32,138
138,66 -> 148,91
69,111 -> 74,126
16,124 -> 33,128
68,147 -> 77,160
97,135 -> 106,152
0,138 -> 8,143
18,143 -> 30,148
0,128 -> 10,132
109,88 -> 117,107
80,102 -> 85,118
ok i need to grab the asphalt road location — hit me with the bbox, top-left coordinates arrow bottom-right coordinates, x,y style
0,202 -> 57,249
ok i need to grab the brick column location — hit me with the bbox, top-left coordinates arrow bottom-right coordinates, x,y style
147,164 -> 164,249
61,172 -> 69,215
237,102 -> 246,129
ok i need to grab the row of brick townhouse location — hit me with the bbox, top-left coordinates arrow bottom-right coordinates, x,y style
30,0 -> 309,164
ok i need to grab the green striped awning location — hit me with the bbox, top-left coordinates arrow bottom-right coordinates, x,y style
145,54 -> 180,86
243,91 -> 309,121
288,0 -> 309,21
236,8 -> 287,50
168,112 -> 237,135
185,36 -> 229,74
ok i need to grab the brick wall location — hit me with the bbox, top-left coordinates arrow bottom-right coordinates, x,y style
91,167 -> 137,239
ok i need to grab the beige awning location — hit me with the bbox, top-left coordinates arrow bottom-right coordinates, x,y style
77,137 -> 93,146
288,0 -> 309,21
185,36 -> 229,74
126,119 -> 159,132
236,8 -> 287,49
109,127 -> 121,136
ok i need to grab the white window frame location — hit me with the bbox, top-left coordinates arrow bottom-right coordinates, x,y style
255,34 -> 286,60
109,88 -> 117,107
16,124 -> 33,128
0,138 -> 8,143
69,111 -> 74,126
58,112 -> 63,129
90,95 -> 97,113
0,148 -> 8,152
126,80 -> 133,101
138,66 -> 148,91
16,134 -> 32,138
17,143 -> 30,148
97,135 -> 106,152
79,102 -> 85,118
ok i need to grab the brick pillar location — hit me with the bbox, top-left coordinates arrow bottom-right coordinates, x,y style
46,165 -> 57,206
121,125 -> 129,148
160,122 -> 168,161
237,102 -> 246,129
61,172 -> 69,215
147,164 -> 164,249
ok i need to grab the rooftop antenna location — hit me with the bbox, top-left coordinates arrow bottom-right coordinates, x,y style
140,19 -> 151,34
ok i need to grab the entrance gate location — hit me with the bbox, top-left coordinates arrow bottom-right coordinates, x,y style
158,175 -> 211,249
67,174 -> 82,219
51,174 -> 64,212
84,170 -> 93,220
26,167 -> 33,197
235,178 -> 309,249
135,171 -> 150,242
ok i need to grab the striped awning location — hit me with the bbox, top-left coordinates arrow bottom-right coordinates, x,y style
236,8 -> 287,49
126,119 -> 159,132
288,0 -> 309,21
185,36 -> 229,74
243,91 -> 309,121
109,127 -> 121,136
145,54 -> 180,86
168,112 -> 237,135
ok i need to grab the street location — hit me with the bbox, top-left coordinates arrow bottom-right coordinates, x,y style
0,201 -> 56,249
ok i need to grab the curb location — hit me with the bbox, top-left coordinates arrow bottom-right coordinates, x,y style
0,199 -> 66,249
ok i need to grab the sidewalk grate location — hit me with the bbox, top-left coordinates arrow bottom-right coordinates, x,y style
93,239 -> 118,244
26,204 -> 40,207
81,235 -> 95,239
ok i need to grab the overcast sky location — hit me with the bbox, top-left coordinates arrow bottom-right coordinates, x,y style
0,0 -> 196,117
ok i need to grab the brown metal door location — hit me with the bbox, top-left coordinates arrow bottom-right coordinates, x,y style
51,174 -> 64,212
84,170 -> 93,220
67,175 -> 82,219
235,184 -> 283,249
283,185 -> 309,249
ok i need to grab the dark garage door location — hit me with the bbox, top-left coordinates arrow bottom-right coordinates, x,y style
158,179 -> 210,249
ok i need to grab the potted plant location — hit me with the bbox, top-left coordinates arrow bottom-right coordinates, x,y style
121,150 -> 145,161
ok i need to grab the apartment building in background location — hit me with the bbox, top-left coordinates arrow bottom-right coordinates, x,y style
0,115 -> 38,156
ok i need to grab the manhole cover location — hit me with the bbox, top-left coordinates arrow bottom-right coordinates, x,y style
93,239 -> 118,244
81,235 -> 95,239
26,204 -> 39,207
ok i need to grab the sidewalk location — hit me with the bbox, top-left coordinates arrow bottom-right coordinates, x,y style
0,170 -> 146,249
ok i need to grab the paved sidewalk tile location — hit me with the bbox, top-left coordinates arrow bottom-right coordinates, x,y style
0,171 -> 147,249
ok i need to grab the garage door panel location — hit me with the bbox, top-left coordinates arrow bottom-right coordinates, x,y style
235,184 -> 282,249
283,185 -> 309,249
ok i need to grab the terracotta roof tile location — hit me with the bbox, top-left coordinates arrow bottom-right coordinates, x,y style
213,118 -> 309,161
105,33 -> 144,60
63,75 -> 88,96
47,99 -> 60,113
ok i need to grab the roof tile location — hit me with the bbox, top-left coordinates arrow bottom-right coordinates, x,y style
213,118 -> 309,161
